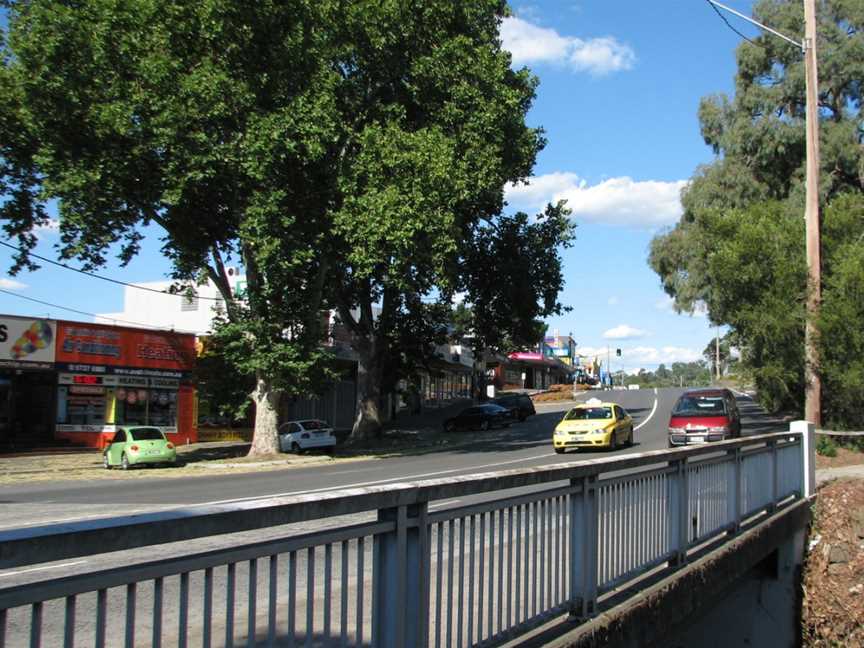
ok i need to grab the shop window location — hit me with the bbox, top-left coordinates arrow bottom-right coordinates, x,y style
114,388 -> 178,427
148,390 -> 178,427
57,385 -> 106,426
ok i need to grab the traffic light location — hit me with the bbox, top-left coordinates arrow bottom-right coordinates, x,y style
616,348 -> 621,356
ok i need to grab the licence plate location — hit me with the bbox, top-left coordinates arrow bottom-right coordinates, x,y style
148,450 -> 162,455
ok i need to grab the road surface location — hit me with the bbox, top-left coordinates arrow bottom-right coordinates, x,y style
0,387 -> 789,647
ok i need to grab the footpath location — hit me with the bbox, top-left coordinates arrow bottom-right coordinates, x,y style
0,398 -> 540,484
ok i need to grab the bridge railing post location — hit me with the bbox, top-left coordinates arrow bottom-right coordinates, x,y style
790,420 -> 816,498
372,502 -> 429,648
568,475 -> 598,620
726,447 -> 742,535
668,458 -> 689,566
768,438 -> 779,513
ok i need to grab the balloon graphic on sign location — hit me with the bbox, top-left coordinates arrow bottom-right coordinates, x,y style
10,321 -> 53,359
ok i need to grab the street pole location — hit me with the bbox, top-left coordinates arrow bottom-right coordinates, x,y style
606,345 -> 611,390
803,0 -> 822,426
715,326 -> 721,382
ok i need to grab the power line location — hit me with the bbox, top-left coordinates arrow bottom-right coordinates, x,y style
0,240 -> 226,301
704,0 -> 761,48
0,286 -> 203,334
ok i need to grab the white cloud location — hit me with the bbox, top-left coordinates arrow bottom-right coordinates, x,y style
33,219 -> 60,238
500,16 -> 635,76
655,295 -> 674,312
656,295 -> 709,318
627,346 -> 704,365
505,173 -> 686,228
603,324 -> 648,340
575,344 -> 703,370
0,278 -> 27,290
607,296 -> 619,306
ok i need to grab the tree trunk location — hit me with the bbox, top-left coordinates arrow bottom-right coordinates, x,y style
248,372 -> 281,456
350,340 -> 385,441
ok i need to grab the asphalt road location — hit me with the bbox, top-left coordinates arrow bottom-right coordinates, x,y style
0,387 -> 790,647
0,387 -> 789,525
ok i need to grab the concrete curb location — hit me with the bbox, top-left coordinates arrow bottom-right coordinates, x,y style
816,465 -> 864,484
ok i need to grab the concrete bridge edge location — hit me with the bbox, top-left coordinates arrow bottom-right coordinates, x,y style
531,498 -> 811,648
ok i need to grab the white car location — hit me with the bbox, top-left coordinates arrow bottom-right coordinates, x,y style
278,419 -> 337,453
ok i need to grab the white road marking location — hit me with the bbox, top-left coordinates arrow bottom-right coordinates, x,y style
0,560 -> 88,577
634,391 -> 659,432
199,452 -> 554,507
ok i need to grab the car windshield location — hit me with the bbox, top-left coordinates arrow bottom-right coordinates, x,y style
564,407 -> 612,420
129,427 -> 165,441
300,420 -> 326,430
673,396 -> 727,416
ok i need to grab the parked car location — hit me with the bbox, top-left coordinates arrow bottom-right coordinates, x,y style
278,419 -> 337,453
667,388 -> 741,447
492,393 -> 536,421
553,398 -> 633,454
443,404 -> 512,432
103,426 -> 177,469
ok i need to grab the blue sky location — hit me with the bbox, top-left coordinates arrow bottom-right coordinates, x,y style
0,1 -> 766,371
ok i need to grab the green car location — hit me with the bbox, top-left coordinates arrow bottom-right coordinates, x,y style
103,426 -> 177,470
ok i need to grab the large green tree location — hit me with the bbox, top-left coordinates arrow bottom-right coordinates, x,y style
2,1 -> 573,447
324,3 -> 573,439
649,0 -> 864,417
1,1 -> 347,454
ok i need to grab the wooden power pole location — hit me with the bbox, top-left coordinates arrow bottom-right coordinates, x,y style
803,0 -> 822,426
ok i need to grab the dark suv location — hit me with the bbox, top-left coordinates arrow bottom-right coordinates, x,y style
492,394 -> 536,422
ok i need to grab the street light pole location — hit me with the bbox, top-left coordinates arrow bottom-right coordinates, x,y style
707,0 -> 821,425
803,0 -> 822,426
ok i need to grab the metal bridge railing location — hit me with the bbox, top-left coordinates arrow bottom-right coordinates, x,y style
0,425 -> 815,648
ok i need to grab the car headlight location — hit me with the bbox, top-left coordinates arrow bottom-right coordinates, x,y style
708,427 -> 729,434
591,428 -> 607,435
554,428 -> 567,436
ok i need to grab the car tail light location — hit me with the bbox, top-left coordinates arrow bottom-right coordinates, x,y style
166,442 -> 175,450
130,444 -> 140,452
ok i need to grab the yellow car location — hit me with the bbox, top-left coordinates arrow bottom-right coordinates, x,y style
553,398 -> 634,454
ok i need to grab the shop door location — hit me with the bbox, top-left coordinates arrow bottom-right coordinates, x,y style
7,372 -> 55,447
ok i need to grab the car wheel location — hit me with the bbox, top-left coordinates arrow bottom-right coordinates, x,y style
103,454 -> 111,469
519,414 -> 527,422
120,453 -> 130,470
610,432 -> 618,451
480,420 -> 490,432
554,447 -> 565,455
290,442 -> 302,454
445,421 -> 456,433
628,427 -> 634,446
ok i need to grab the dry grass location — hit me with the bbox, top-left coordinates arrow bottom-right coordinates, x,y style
815,446 -> 864,470
0,445 -> 334,484
801,478 -> 864,646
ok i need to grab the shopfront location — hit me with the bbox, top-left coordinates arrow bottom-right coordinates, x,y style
53,321 -> 197,449
0,316 -> 57,449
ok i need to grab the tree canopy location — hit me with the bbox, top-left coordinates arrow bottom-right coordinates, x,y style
1,1 -> 575,447
649,0 -> 864,422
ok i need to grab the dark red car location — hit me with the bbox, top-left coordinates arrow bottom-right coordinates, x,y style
667,388 -> 741,447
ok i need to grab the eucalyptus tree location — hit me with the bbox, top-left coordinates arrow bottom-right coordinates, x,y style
649,0 -> 864,415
